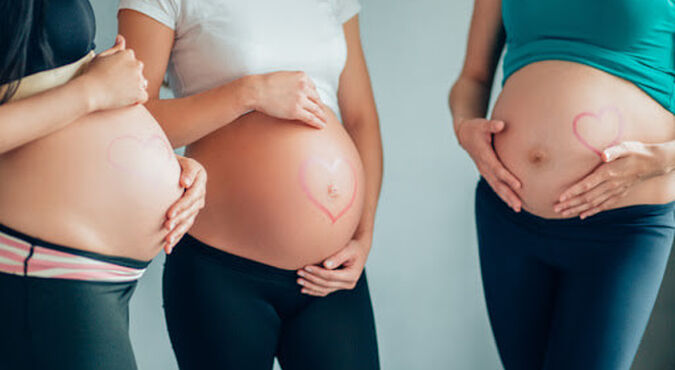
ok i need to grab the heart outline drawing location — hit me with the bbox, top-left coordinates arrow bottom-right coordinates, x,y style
572,106 -> 625,157
107,134 -> 173,176
299,158 -> 358,224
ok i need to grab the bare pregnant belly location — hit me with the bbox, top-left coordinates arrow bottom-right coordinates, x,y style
187,109 -> 365,269
493,61 -> 675,218
0,105 -> 182,260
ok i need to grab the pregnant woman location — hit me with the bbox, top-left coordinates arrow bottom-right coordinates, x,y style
118,0 -> 382,369
0,1 -> 207,369
450,1 -> 674,369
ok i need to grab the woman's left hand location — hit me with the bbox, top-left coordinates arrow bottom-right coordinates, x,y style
164,156 -> 207,254
554,141 -> 665,219
296,236 -> 371,297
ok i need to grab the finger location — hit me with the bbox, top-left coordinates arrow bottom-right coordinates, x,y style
302,265 -> 353,283
484,175 -> 521,212
166,175 -> 206,221
178,158 -> 202,188
483,120 -> 505,134
554,180 -> 614,213
164,201 -> 200,235
560,183 -> 620,217
559,170 -> 607,202
305,86 -> 325,109
164,213 -> 197,253
579,189 -> 626,219
296,108 -> 326,129
303,98 -> 327,123
478,145 -> 521,190
297,270 -> 345,289
301,288 -> 329,297
98,35 -> 126,57
297,278 -> 332,295
323,247 -> 354,270
602,143 -> 630,163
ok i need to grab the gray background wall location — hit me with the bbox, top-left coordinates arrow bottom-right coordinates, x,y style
91,1 -> 674,369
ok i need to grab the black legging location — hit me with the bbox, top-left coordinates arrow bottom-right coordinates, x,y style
0,273 -> 140,370
163,234 -> 380,370
475,177 -> 675,370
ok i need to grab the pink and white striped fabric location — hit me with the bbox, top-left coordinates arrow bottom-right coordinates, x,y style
0,230 -> 146,282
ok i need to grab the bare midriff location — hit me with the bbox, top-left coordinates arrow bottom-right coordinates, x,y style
492,61 -> 675,218
0,105 -> 182,260
187,109 -> 365,269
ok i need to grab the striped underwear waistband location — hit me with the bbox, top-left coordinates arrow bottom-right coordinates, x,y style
0,230 -> 146,282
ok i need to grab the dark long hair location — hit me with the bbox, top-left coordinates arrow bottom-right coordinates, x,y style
0,0 -> 54,104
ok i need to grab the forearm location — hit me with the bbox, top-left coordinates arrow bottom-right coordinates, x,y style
0,77 -> 95,154
145,76 -> 257,148
344,115 -> 383,249
448,76 -> 492,134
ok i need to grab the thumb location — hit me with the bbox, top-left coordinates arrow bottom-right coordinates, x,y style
178,158 -> 198,188
324,248 -> 352,270
484,120 -> 505,134
602,143 -> 629,162
98,35 -> 126,57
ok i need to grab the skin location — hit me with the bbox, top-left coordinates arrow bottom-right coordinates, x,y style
0,35 -> 205,252
118,11 -> 382,297
449,0 -> 675,219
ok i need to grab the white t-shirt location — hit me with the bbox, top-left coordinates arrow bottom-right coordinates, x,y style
118,0 -> 361,114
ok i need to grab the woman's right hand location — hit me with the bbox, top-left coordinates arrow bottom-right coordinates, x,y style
250,71 -> 328,129
456,118 -> 523,212
80,35 -> 149,111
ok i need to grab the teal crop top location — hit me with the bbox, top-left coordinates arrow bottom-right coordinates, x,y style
502,0 -> 675,113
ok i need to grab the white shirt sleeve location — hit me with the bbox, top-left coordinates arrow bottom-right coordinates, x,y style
118,0 -> 180,30
333,0 -> 361,23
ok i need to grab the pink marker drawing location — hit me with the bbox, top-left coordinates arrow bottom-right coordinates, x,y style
107,134 -> 173,176
299,157 -> 357,224
572,106 -> 625,157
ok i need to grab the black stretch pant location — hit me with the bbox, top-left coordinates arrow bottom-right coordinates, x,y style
163,234 -> 380,370
0,273 -> 139,370
475,177 -> 675,370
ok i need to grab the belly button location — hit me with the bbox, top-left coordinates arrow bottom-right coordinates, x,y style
327,183 -> 340,199
528,149 -> 548,164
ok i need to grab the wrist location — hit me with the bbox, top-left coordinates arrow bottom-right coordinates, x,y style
453,116 -> 469,146
236,74 -> 262,112
72,75 -> 100,113
649,142 -> 675,176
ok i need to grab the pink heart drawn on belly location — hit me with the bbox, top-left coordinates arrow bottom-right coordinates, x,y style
107,134 -> 173,176
299,158 -> 357,224
572,106 -> 625,157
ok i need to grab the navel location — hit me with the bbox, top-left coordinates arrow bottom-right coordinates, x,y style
527,148 -> 548,165
327,183 -> 340,200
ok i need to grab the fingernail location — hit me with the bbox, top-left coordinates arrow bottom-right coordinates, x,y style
169,222 -> 175,230
325,261 -> 334,268
554,206 -> 561,213
185,178 -> 192,187
298,271 -> 305,277
297,279 -> 305,286
305,266 -> 314,272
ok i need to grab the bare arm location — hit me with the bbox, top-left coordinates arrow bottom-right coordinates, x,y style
339,16 -> 382,246
448,0 -> 523,212
118,10 -> 328,148
297,15 -> 383,297
0,37 -> 147,154
448,0 -> 504,132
